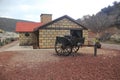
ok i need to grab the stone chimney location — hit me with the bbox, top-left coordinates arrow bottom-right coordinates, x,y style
40,14 -> 52,24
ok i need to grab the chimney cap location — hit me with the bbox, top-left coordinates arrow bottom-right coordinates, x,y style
40,14 -> 52,16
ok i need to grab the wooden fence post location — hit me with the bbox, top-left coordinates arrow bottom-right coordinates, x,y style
94,43 -> 97,56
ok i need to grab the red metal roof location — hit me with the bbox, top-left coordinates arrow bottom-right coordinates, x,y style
16,22 -> 42,32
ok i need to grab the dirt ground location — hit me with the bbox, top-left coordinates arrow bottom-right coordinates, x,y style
0,46 -> 120,80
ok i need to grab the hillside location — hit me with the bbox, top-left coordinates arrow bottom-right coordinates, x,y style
101,1 -> 120,29
77,1 -> 120,32
0,17 -> 34,32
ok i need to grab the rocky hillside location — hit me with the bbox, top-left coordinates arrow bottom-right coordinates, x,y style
0,17 -> 34,32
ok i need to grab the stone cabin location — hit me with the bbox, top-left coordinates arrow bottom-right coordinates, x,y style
16,14 -> 88,48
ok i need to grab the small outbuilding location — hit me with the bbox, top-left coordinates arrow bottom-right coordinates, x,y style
16,14 -> 88,48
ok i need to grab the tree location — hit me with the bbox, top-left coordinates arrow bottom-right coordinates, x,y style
77,1 -> 120,37
115,14 -> 120,29
83,13 -> 113,33
80,13 -> 114,37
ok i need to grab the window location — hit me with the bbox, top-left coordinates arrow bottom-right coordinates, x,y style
70,30 -> 83,38
25,33 -> 30,37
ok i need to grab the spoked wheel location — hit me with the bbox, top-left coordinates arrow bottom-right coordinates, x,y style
55,42 -> 72,56
72,46 -> 80,53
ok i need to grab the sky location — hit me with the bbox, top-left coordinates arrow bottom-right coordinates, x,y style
0,0 -> 119,22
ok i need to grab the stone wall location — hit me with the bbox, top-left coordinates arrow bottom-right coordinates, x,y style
39,29 -> 88,48
19,32 -> 37,46
47,18 -> 82,29
83,30 -> 88,45
38,17 -> 89,48
39,29 -> 70,48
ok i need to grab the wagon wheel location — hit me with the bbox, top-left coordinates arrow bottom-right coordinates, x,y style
55,42 -> 72,56
72,46 -> 80,53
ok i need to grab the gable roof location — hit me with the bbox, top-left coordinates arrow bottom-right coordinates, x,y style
16,22 -> 42,32
34,15 -> 87,31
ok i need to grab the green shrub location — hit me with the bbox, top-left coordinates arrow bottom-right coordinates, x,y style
110,34 -> 120,43
0,41 -> 3,46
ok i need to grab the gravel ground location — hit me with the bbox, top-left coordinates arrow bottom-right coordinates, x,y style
0,48 -> 120,80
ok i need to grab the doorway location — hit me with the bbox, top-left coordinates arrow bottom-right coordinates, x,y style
70,30 -> 83,38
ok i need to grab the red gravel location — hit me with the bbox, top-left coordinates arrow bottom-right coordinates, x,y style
0,49 -> 120,80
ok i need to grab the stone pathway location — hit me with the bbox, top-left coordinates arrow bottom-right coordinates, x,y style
0,41 -> 33,52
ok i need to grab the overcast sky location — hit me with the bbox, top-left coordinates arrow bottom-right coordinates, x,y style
0,0 -> 119,22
